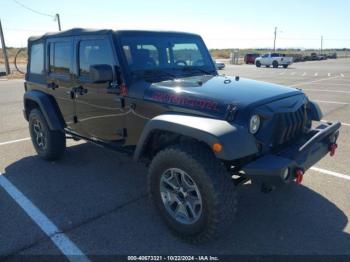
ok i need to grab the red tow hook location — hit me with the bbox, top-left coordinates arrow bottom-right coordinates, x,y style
329,143 -> 338,157
295,169 -> 304,184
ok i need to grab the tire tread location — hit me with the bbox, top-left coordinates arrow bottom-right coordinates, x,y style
148,143 -> 237,244
29,109 -> 66,160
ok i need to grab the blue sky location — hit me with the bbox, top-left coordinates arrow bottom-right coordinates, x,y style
1,0 -> 349,49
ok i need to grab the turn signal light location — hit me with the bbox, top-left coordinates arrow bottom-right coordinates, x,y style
212,143 -> 222,153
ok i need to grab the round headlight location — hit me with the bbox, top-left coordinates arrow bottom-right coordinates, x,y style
249,115 -> 260,134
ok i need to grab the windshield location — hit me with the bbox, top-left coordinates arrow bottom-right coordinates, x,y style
120,34 -> 216,82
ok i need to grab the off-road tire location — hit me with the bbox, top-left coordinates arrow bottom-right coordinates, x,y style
256,61 -> 261,67
272,61 -> 279,68
283,64 -> 288,69
148,143 -> 237,244
29,109 -> 66,160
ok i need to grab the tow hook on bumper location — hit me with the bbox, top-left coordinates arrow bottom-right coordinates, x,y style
294,168 -> 304,184
329,143 -> 337,157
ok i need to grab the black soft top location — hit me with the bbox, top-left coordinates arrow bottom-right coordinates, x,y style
28,28 -> 113,42
28,28 -> 199,42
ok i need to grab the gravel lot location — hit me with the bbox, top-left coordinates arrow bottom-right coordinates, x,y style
1,59 -> 350,260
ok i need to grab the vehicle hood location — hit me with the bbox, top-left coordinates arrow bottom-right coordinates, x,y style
144,75 -> 303,119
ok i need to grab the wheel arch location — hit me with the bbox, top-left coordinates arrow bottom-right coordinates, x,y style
133,114 -> 259,162
24,90 -> 66,131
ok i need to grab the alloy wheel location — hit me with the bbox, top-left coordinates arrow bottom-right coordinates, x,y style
159,168 -> 203,225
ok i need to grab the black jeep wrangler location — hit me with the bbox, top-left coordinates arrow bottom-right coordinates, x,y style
24,29 -> 341,243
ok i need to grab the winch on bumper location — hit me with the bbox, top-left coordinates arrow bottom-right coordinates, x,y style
242,121 -> 341,190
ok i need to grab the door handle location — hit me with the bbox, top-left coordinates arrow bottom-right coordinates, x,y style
71,86 -> 88,96
77,87 -> 88,95
47,82 -> 58,90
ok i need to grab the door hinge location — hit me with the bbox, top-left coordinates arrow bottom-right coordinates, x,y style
121,98 -> 125,108
116,128 -> 127,137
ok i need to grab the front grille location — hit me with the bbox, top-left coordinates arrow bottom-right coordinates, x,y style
273,105 -> 307,145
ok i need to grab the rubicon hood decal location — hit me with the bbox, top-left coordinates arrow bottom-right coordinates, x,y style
146,89 -> 229,118
151,91 -> 220,111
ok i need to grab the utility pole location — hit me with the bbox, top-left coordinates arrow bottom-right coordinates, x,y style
0,19 -> 10,75
321,35 -> 323,54
56,14 -> 62,31
273,26 -> 277,52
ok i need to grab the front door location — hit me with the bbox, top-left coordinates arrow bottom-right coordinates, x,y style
72,36 -> 125,141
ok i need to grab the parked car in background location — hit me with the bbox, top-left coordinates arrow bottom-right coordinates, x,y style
310,53 -> 319,60
303,55 -> 311,61
255,53 -> 293,68
319,54 -> 328,60
244,53 -> 260,64
310,53 -> 327,60
213,60 -> 225,70
289,54 -> 304,62
327,53 -> 337,59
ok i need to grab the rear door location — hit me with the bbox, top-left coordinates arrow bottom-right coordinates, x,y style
72,35 -> 125,141
46,38 -> 76,128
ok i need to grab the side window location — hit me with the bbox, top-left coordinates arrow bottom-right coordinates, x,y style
262,54 -> 269,58
49,42 -> 71,75
122,44 -> 159,69
79,39 -> 113,77
29,43 -> 44,74
172,43 -> 203,66
136,44 -> 159,66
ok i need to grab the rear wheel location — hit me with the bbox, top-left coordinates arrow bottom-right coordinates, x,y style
148,143 -> 237,244
29,109 -> 66,160
283,64 -> 289,68
272,61 -> 279,68
256,61 -> 261,67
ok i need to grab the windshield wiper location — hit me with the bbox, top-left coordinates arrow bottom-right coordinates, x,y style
131,69 -> 177,81
180,67 -> 216,76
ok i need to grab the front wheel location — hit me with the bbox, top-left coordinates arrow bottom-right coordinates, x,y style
256,61 -> 261,67
148,143 -> 237,244
283,64 -> 289,68
272,61 -> 279,68
29,109 -> 66,160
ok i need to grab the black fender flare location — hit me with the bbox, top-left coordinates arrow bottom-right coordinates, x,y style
23,90 -> 65,131
133,114 -> 259,161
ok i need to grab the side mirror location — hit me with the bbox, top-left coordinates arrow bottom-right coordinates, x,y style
89,64 -> 113,83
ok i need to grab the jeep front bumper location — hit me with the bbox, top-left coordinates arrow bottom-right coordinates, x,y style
242,121 -> 341,188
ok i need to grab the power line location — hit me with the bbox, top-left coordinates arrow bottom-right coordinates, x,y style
12,0 -> 55,18
12,0 -> 62,31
